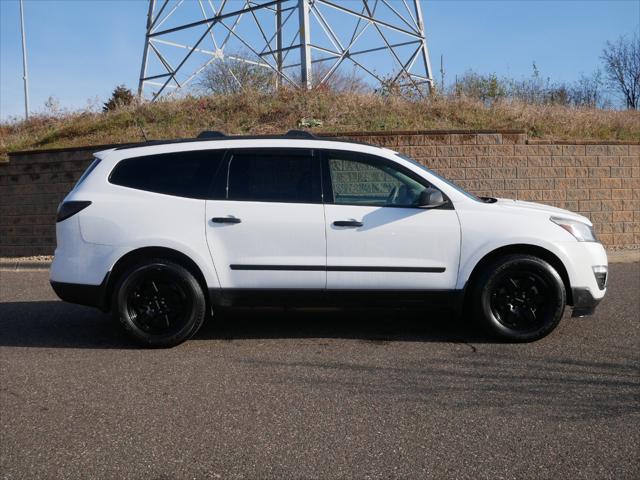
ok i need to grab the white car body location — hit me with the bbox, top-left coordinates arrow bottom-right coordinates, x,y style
50,135 -> 607,320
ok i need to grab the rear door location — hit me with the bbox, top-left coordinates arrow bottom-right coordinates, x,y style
205,148 -> 326,289
322,150 -> 461,290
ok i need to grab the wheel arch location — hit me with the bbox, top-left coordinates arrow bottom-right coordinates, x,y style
105,246 -> 210,313
462,244 -> 573,306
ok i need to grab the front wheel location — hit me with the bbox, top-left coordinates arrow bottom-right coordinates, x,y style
112,259 -> 207,347
471,254 -> 566,342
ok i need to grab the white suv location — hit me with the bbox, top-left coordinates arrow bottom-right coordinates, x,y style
50,131 -> 608,347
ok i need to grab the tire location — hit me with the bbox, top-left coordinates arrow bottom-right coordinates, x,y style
112,258 -> 207,348
470,254 -> 566,342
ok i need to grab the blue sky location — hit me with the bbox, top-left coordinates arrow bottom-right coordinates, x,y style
1,0 -> 639,120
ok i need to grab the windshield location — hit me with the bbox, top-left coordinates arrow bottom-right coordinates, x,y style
395,152 -> 480,201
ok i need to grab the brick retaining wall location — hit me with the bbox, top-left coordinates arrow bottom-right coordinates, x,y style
1,131 -> 638,256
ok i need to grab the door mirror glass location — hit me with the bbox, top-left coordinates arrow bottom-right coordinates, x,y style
418,187 -> 446,208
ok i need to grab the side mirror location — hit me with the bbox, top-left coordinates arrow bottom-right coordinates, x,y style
418,188 -> 447,208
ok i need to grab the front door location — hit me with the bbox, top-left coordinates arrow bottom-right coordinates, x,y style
322,150 -> 461,290
205,148 -> 326,290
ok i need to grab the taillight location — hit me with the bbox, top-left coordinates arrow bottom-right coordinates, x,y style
56,201 -> 91,222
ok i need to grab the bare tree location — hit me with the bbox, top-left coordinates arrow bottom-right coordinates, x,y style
287,63 -> 371,93
601,34 -> 640,109
569,71 -> 604,108
198,55 -> 276,95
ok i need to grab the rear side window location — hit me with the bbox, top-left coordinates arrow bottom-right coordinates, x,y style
109,150 -> 224,199
227,149 -> 319,203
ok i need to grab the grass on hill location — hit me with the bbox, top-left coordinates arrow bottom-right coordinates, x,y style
1,90 -> 639,159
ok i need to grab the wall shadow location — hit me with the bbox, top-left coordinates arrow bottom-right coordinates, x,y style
238,351 -> 640,421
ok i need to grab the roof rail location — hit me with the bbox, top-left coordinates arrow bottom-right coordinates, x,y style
284,129 -> 316,139
197,131 -> 226,139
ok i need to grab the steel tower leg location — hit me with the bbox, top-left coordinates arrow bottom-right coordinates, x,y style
298,0 -> 312,89
276,0 -> 283,89
138,0 -> 156,97
412,0 -> 434,93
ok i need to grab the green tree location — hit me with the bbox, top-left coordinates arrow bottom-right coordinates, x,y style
103,85 -> 135,112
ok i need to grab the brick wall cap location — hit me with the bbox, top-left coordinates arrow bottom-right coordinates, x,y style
317,129 -> 527,137
7,129 -> 530,157
7,143 -> 129,157
528,139 -> 640,145
7,130 -> 640,157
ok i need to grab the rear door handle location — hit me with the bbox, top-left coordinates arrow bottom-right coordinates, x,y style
211,217 -> 241,224
333,220 -> 363,228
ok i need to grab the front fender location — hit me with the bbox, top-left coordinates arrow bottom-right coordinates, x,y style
456,236 -> 577,290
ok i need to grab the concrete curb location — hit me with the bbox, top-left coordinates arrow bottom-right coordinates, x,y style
0,260 -> 52,271
0,250 -> 638,272
607,250 -> 640,264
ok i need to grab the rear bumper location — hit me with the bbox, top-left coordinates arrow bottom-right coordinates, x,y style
571,287 -> 602,317
51,274 -> 110,311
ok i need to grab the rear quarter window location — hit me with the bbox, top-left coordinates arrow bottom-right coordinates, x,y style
74,158 -> 101,188
109,150 -> 225,199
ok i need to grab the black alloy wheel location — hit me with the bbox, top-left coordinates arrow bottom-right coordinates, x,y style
489,269 -> 553,332
473,254 -> 566,342
113,259 -> 206,347
125,270 -> 192,335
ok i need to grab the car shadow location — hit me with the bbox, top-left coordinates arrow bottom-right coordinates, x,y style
0,300 -> 492,349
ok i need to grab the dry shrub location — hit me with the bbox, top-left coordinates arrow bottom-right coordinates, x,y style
1,91 -> 638,156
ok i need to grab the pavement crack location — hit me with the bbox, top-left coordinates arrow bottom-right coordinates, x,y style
462,341 -> 478,353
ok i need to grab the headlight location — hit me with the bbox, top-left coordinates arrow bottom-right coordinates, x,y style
550,217 -> 598,242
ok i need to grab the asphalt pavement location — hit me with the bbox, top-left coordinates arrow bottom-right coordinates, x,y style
1,264 -> 639,479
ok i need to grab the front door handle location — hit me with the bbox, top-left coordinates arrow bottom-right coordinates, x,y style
333,220 -> 363,228
211,217 -> 241,224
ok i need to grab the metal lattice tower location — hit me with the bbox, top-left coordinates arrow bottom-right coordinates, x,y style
138,0 -> 434,100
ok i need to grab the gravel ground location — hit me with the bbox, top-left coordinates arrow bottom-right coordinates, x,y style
0,264 -> 639,479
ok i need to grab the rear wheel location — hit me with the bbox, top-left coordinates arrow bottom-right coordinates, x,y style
112,259 -> 206,347
471,254 -> 566,342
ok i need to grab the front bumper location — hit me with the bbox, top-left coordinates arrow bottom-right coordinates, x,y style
556,241 -> 608,309
571,287 -> 603,317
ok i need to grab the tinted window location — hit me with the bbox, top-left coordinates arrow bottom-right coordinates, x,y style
109,150 -> 224,199
227,150 -> 318,203
326,152 -> 429,207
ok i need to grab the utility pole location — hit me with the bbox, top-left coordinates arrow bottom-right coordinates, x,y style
19,0 -> 30,119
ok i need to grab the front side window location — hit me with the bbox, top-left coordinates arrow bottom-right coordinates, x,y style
326,153 -> 430,207
395,152 -> 480,202
109,150 -> 224,199
227,150 -> 318,203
